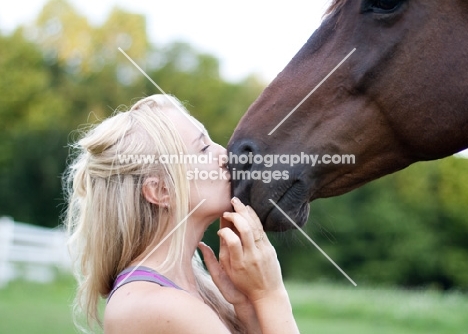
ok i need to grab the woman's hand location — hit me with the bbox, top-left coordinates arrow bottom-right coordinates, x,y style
198,197 -> 282,305
200,197 -> 299,334
217,197 -> 284,303
215,197 -> 300,334
197,240 -> 249,306
198,217 -> 262,333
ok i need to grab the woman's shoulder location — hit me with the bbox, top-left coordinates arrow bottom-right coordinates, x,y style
104,281 -> 230,334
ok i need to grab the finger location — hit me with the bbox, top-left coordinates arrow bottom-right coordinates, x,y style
218,227 -> 245,266
222,211 -> 256,251
199,242 -> 236,299
221,214 -> 242,239
198,242 -> 220,277
231,197 -> 252,223
246,205 -> 263,230
220,216 -> 239,237
245,205 -> 271,245
232,198 -> 263,242
218,229 -> 231,274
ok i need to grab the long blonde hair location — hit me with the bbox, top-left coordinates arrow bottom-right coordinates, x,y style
64,94 -> 244,333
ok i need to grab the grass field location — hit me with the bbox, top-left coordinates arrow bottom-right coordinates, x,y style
287,282 -> 468,334
0,277 -> 467,334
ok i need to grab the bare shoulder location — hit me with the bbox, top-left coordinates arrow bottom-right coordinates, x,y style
104,281 -> 230,334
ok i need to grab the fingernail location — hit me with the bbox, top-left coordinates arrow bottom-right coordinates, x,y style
231,197 -> 240,204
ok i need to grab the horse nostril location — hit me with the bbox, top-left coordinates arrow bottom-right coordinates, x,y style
239,141 -> 257,155
228,139 -> 259,172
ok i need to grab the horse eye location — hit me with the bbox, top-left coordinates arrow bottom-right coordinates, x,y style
370,0 -> 403,12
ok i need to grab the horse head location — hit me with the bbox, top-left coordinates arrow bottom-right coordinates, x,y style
228,0 -> 468,231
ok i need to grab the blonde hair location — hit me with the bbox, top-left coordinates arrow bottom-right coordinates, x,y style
64,94 -> 244,333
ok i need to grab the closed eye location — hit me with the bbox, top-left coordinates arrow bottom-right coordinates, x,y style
201,145 -> 210,153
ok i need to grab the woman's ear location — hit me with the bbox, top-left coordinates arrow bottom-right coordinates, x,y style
142,177 -> 170,208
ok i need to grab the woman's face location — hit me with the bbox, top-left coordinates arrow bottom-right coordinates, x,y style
164,106 -> 232,221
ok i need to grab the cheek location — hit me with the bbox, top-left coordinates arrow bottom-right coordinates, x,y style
187,162 -> 228,192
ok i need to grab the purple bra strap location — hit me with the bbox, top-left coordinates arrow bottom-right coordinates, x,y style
107,266 -> 183,303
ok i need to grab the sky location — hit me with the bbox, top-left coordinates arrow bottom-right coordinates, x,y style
0,0 -> 332,82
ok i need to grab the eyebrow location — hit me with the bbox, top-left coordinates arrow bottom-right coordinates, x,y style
192,132 -> 205,144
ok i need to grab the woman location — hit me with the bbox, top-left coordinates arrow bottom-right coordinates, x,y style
64,94 -> 299,333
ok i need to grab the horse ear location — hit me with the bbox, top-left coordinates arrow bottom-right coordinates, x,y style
142,177 -> 170,207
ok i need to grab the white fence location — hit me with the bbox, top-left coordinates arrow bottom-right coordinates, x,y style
0,216 -> 71,287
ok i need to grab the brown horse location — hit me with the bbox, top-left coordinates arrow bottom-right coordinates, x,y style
228,0 -> 468,231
